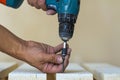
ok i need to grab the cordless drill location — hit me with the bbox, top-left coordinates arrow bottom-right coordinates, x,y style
46,0 -> 80,72
0,0 -> 23,8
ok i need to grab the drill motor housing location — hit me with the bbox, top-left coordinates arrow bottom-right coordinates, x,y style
46,0 -> 80,41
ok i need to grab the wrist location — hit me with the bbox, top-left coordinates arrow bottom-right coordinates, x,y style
16,40 -> 38,64
12,39 -> 28,61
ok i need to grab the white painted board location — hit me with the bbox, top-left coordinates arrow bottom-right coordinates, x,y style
83,63 -> 120,80
8,63 -> 46,80
56,63 -> 93,80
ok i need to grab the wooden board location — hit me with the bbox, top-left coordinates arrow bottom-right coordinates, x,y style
8,63 -> 46,80
83,63 -> 120,80
56,63 -> 93,80
0,62 -> 18,79
9,63 -> 93,80
0,77 -> 8,80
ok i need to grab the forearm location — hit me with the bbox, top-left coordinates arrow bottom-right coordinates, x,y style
0,24 -> 26,60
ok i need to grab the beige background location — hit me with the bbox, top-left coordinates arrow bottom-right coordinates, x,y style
0,0 -> 120,66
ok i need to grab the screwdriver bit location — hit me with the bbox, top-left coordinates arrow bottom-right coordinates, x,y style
62,42 -> 67,72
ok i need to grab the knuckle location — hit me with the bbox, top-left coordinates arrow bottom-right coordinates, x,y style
38,0 -> 46,9
28,0 -> 38,7
38,0 -> 45,4
27,0 -> 34,6
35,6 -> 41,9
33,0 -> 37,6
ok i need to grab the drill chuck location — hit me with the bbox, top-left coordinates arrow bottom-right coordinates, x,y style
59,13 -> 77,41
59,22 -> 74,41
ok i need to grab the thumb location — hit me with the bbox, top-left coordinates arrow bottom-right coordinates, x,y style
44,54 -> 63,64
46,10 -> 56,15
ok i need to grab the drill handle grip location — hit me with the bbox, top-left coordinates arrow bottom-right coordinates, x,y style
0,0 -> 24,8
46,5 -> 57,12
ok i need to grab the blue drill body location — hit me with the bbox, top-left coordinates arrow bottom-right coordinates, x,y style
46,0 -> 80,41
46,0 -> 80,15
6,0 -> 24,8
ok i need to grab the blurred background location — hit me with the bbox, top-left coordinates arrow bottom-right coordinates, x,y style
0,0 -> 120,66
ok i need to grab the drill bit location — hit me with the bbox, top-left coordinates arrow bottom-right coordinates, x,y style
62,56 -> 65,72
62,41 -> 67,72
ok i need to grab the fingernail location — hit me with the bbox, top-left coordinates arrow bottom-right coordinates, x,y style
46,11 -> 51,15
57,56 -> 63,63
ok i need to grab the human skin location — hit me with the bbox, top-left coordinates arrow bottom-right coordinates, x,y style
0,25 -> 71,73
27,0 -> 56,15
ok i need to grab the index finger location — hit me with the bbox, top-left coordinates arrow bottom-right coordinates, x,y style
54,43 -> 63,53
54,43 -> 70,53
